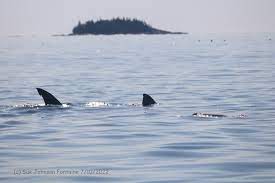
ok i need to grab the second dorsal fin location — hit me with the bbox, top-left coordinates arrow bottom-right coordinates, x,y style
142,94 -> 157,106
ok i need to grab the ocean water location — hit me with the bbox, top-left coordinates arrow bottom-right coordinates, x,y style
0,33 -> 274,182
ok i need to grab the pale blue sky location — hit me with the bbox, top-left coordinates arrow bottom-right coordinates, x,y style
0,0 -> 274,35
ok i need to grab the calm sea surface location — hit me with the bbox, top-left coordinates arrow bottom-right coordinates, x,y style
0,33 -> 274,182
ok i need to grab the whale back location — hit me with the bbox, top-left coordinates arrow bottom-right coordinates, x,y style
192,112 -> 227,118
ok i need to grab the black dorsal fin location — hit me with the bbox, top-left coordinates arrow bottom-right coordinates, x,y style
36,88 -> 62,105
142,94 -> 157,106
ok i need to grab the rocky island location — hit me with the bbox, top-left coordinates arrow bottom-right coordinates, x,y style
71,18 -> 186,35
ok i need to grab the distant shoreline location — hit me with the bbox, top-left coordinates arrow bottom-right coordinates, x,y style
53,33 -> 188,37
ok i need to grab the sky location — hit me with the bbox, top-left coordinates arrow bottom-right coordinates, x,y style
0,0 -> 275,36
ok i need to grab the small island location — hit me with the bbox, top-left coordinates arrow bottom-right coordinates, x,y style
71,18 -> 186,35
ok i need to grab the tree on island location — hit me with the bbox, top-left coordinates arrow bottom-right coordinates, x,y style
72,17 -> 184,35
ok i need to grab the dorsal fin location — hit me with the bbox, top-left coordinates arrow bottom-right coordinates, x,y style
36,88 -> 62,105
142,94 -> 157,106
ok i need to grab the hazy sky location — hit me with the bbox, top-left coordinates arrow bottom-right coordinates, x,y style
0,0 -> 275,35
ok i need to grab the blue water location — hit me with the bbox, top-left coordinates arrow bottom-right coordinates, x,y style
0,33 -> 274,182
